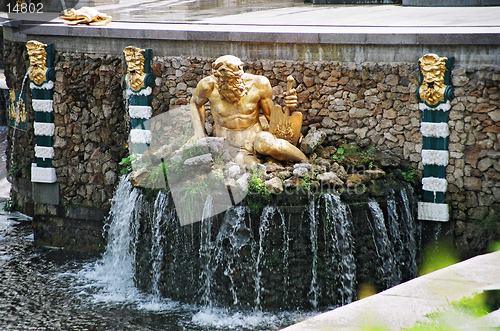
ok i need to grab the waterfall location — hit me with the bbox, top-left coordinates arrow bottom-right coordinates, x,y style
150,190 -> 170,298
255,206 -> 274,310
9,68 -> 31,168
278,208 -> 290,305
386,190 -> 403,284
90,174 -> 421,311
368,199 -> 397,289
323,194 -> 356,306
400,184 -> 420,278
86,176 -> 142,301
214,205 -> 249,306
308,199 -> 319,309
199,196 -> 215,306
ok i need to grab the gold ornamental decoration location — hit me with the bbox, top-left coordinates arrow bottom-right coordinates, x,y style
269,75 -> 302,147
418,54 -> 449,106
26,40 -> 48,86
123,46 -> 147,92
60,7 -> 112,26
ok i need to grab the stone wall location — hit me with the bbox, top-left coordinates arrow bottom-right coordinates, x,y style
51,52 -> 128,209
4,40 -> 35,215
3,40 -> 500,254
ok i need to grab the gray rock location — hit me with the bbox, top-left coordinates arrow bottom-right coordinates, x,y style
363,169 -> 386,180
184,153 -> 213,167
293,167 -> 309,178
264,162 -> 285,173
317,172 -> 344,186
203,137 -> 225,156
264,177 -> 284,194
236,173 -> 251,191
283,176 -> 301,189
227,165 -> 241,178
300,128 -> 327,154
372,148 -> 401,167
293,162 -> 312,170
104,170 -> 117,185
478,158 -> 494,172
152,144 -> 172,164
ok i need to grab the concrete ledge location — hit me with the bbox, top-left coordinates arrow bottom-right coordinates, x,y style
15,22 -> 500,46
403,0 -> 500,6
282,251 -> 500,330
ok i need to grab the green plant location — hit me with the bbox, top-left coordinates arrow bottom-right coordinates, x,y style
8,162 -> 21,178
119,154 -> 141,175
402,166 -> 416,184
332,147 -> 346,161
247,167 -> 271,214
2,199 -> 17,212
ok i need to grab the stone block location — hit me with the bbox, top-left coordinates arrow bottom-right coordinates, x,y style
33,182 -> 60,205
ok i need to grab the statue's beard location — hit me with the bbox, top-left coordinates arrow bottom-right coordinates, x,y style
216,75 -> 248,103
29,66 -> 46,85
421,80 -> 445,104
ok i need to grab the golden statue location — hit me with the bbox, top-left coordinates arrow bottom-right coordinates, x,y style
60,7 -> 112,26
269,75 -> 303,146
8,90 -> 27,125
418,54 -> 449,106
123,46 -> 147,91
26,40 -> 48,86
190,55 -> 307,165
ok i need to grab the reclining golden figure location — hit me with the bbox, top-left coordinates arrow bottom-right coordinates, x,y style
60,7 -> 112,26
190,55 -> 307,165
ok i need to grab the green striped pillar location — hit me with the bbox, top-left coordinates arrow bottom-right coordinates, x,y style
123,47 -> 155,155
30,43 -> 57,184
417,54 -> 454,222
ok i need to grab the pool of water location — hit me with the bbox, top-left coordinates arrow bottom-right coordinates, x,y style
0,204 -> 312,331
94,0 -> 308,22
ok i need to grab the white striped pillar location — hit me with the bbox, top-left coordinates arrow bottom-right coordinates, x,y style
416,54 -> 454,222
28,41 -> 57,184
123,47 -> 155,155
127,88 -> 153,154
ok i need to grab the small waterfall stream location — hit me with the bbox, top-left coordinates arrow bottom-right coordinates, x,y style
96,176 -> 422,312
323,194 -> 356,306
308,199 -> 319,309
85,176 -> 143,301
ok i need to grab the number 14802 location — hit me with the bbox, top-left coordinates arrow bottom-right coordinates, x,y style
7,2 -> 44,13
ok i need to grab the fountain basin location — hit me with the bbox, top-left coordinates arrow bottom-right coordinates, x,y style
128,178 -> 421,310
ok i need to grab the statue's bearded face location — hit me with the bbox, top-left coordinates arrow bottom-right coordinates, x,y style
213,60 -> 248,103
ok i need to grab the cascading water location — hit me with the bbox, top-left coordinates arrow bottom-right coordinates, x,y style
199,196 -> 215,306
368,198 -> 398,288
323,194 -> 356,306
254,205 -> 274,310
84,176 -> 143,301
150,190 -> 170,298
308,199 -> 319,309
85,174 -> 422,329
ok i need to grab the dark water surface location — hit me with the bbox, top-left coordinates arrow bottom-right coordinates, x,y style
0,207 -> 309,331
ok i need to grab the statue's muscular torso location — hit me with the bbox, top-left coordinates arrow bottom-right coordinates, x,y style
191,73 -> 274,148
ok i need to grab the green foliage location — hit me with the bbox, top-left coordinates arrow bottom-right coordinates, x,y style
402,166 -> 416,184
332,147 -> 345,161
2,199 -> 17,212
361,146 -> 375,164
331,144 -> 375,168
247,167 -> 271,214
119,154 -> 140,175
8,162 -> 21,178
405,293 -> 494,331
419,239 -> 458,276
